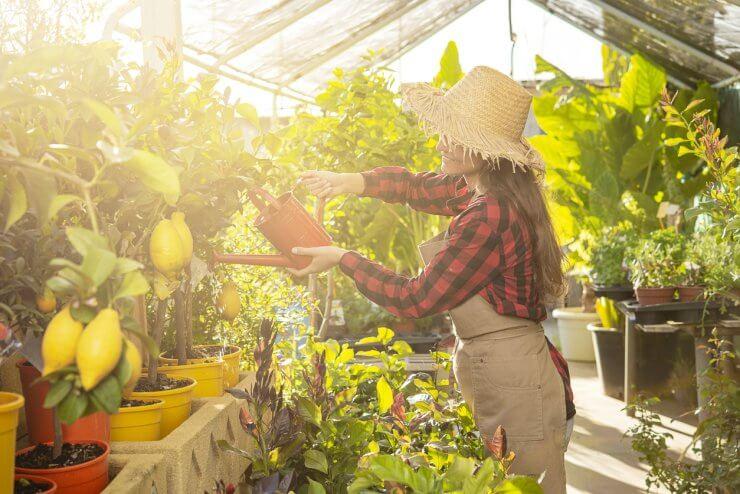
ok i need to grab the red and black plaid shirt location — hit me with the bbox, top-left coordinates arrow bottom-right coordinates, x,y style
339,167 -> 575,419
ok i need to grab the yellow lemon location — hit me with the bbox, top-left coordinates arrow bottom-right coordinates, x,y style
36,287 -> 57,313
122,338 -> 142,397
170,211 -> 193,265
42,306 -> 84,376
217,283 -> 241,322
149,219 -> 185,277
76,308 -> 123,390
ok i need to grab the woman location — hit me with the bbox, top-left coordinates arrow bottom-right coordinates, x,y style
290,66 -> 574,492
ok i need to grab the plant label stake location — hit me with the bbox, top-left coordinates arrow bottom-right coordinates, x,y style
212,187 -> 330,269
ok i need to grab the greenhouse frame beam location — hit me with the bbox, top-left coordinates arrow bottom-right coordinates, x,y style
213,0 -> 333,68
285,0 -> 431,84
588,0 -> 737,76
527,1 -> 691,89
377,0 -> 484,68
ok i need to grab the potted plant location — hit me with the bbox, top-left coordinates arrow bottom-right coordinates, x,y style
676,232 -> 734,303
628,228 -> 685,305
589,223 -> 637,301
587,297 -> 625,398
14,474 -> 57,494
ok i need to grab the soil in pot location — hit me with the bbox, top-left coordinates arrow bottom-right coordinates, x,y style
14,475 -> 56,494
131,375 -> 196,437
111,399 -> 164,442
16,361 -> 110,444
635,287 -> 675,306
677,285 -> 704,303
16,443 -> 104,470
15,440 -> 109,494
161,344 -> 242,387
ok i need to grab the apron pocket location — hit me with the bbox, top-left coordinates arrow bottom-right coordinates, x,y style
470,354 -> 544,442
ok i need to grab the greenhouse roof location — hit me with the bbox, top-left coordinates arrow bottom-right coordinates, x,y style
113,0 -> 739,99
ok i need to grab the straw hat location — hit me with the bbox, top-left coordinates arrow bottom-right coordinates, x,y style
400,65 -> 544,171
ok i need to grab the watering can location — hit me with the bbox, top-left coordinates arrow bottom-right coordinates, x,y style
212,187 -> 331,269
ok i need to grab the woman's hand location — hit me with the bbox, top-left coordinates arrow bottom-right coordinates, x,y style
287,246 -> 348,277
298,171 -> 364,199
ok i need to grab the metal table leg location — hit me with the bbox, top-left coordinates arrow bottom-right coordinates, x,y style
624,315 -> 637,416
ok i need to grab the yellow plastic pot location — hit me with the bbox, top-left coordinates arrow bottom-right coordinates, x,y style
130,377 -> 196,437
158,359 -> 224,398
0,392 -> 25,494
110,399 -> 164,442
160,345 -> 242,387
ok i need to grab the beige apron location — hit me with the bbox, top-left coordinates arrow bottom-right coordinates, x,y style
419,234 -> 567,493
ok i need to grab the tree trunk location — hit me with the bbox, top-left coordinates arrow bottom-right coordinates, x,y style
52,408 -> 62,459
148,299 -> 167,385
174,288 -> 187,365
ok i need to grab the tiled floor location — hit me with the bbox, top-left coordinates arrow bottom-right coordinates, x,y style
565,361 -> 697,493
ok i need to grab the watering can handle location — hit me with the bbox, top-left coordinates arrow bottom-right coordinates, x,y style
247,188 -> 278,212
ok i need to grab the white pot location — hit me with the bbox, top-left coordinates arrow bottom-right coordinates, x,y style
552,307 -> 598,362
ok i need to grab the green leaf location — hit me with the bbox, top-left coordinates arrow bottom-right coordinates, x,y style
677,146 -> 694,157
217,439 -> 256,459
306,478 -> 327,494
376,377 -> 393,414
368,455 -> 414,485
377,327 -> 394,345
112,257 -> 144,276
121,150 -> 180,204
120,323 -> 160,358
618,54 -> 666,112
44,194 -> 80,224
304,449 -> 329,474
296,396 -> 322,427
66,227 -> 108,256
57,391 -> 89,425
236,103 -> 260,129
620,121 -> 663,180
43,379 -> 73,409
493,476 -> 543,494
444,455 -> 477,484
19,168 -> 56,225
80,246 -> 117,288
463,457 -> 495,494
91,374 -> 122,414
114,271 -> 149,300
432,41 -> 463,89
663,137 -> 686,147
4,174 -> 27,232
81,98 -> 123,138
391,340 -> 414,357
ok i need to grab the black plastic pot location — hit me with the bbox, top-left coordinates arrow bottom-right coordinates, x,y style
593,285 -> 635,302
587,323 -> 624,399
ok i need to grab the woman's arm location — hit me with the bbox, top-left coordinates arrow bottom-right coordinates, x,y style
360,166 -> 471,216
291,201 -> 504,319
299,167 -> 472,216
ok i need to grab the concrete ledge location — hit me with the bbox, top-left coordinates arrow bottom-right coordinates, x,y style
104,453 -> 167,494
110,372 -> 255,494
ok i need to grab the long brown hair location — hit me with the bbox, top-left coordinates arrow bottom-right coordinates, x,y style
478,159 -> 566,304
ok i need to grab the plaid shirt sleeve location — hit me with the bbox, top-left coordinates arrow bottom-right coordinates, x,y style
547,337 -> 576,419
339,199 -> 502,319
360,166 -> 472,216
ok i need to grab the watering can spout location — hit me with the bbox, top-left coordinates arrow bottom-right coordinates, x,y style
211,252 -> 295,268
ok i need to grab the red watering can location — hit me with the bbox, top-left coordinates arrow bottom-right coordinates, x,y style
212,187 -> 331,269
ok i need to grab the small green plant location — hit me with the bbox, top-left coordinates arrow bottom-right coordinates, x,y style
589,222 -> 636,286
628,331 -> 739,493
628,228 -> 685,288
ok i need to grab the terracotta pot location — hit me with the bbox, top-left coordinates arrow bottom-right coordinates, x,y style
392,318 -> 416,335
16,361 -> 110,444
635,287 -> 676,306
15,440 -> 109,494
14,474 -> 58,494
677,285 -> 705,303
